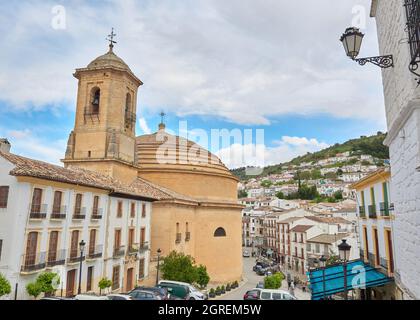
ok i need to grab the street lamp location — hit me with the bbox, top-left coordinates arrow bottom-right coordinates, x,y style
77,240 -> 86,295
338,239 -> 352,300
319,255 -> 327,300
340,27 -> 394,68
156,248 -> 162,286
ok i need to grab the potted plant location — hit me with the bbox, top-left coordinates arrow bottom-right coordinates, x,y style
221,285 -> 225,294
209,288 -> 216,298
233,281 -> 239,288
215,286 -> 221,296
226,284 -> 231,291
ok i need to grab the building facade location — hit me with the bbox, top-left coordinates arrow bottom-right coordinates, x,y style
371,0 -> 420,299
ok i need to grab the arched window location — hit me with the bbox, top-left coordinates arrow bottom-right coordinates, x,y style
125,93 -> 133,128
214,227 -> 226,237
91,88 -> 100,114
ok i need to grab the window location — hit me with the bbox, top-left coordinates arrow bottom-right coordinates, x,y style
130,202 -> 136,218
0,186 -> 9,208
128,228 -> 135,248
48,231 -> 59,263
142,203 -> 146,218
139,258 -> 145,279
315,243 -> 320,253
52,191 -> 63,215
300,234 -> 304,243
74,193 -> 83,215
70,230 -> 79,258
385,229 -> 394,274
92,196 -> 99,216
24,232 -> 38,267
112,265 -> 120,290
140,227 -> 146,247
306,243 -> 311,251
31,188 -> 43,213
89,229 -> 97,255
87,266 -> 94,292
0,239 -> 3,261
373,228 -> 380,266
91,88 -> 100,114
114,229 -> 121,249
117,201 -> 123,218
363,226 -> 369,261
214,227 -> 226,237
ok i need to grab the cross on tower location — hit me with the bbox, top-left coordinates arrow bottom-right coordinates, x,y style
160,112 -> 166,124
107,28 -> 117,51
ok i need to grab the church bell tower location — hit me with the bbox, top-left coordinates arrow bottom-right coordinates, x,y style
63,29 -> 143,183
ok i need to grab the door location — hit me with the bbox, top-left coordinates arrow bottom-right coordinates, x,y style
128,228 -> 135,249
114,230 -> 121,250
74,194 -> 82,215
66,269 -> 76,297
87,266 -> 94,292
373,228 -> 380,266
386,230 -> 394,274
52,191 -> 62,214
70,230 -> 79,258
31,188 -> 42,213
126,268 -> 134,291
48,231 -> 59,263
89,229 -> 96,256
25,232 -> 38,267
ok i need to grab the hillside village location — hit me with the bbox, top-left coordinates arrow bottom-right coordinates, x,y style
238,135 -> 389,285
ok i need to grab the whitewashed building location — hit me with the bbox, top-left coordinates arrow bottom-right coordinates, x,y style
370,0 -> 420,299
0,147 -> 155,299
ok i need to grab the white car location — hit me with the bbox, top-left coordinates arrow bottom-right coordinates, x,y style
74,294 -> 110,300
255,289 -> 297,300
243,250 -> 251,257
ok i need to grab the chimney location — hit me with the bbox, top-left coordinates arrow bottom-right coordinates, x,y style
0,138 -> 11,153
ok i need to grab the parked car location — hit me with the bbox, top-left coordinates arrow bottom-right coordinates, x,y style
128,290 -> 162,300
158,280 -> 207,300
130,286 -> 169,300
243,289 -> 260,300
40,297 -> 75,300
107,294 -> 134,300
74,294 -> 110,300
243,250 -> 251,258
256,268 -> 267,276
254,289 -> 297,300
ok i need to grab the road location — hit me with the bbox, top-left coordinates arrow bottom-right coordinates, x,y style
217,256 -> 311,300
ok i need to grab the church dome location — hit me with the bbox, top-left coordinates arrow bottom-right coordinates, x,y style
87,47 -> 131,72
136,124 -> 239,201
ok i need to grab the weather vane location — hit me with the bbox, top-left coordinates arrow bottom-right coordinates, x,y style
107,28 -> 117,50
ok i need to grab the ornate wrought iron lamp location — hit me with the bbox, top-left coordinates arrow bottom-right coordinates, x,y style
340,27 -> 394,68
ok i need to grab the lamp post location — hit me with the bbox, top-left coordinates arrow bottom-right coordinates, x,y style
338,239 -> 351,301
340,27 -> 393,68
319,255 -> 327,300
155,248 -> 162,286
77,240 -> 86,295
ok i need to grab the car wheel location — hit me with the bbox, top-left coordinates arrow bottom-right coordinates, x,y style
189,297 -> 196,300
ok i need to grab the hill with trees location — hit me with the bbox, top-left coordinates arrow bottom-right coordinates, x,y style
231,132 -> 388,180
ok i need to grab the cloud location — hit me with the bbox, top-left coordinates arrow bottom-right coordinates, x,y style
138,117 -> 151,134
6,129 -> 65,165
216,136 -> 329,169
0,0 -> 385,125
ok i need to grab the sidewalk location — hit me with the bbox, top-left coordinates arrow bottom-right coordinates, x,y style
280,281 -> 311,300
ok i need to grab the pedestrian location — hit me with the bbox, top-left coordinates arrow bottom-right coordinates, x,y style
287,280 -> 291,290
290,281 -> 295,296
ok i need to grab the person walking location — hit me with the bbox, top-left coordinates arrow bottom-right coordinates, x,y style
290,280 -> 295,297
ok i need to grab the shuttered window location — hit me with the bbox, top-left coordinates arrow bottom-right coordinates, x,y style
0,186 -> 9,208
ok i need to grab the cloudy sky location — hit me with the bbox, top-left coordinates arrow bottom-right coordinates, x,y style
0,0 -> 386,168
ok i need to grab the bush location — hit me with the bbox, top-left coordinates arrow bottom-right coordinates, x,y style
0,274 -> 11,297
196,265 -> 210,289
36,272 -> 60,296
26,282 -> 42,299
264,272 -> 284,289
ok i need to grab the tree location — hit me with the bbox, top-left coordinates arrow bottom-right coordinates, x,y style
275,191 -> 285,199
161,251 -> 199,284
311,169 -> 322,180
196,265 -> 210,289
326,254 -> 340,266
238,190 -> 248,198
333,190 -> 343,201
264,272 -> 284,289
336,169 -> 344,176
26,282 -> 42,299
36,272 -> 60,296
260,180 -> 273,188
98,278 -> 112,295
0,274 -> 11,297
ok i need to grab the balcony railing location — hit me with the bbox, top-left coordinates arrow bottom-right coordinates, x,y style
359,206 -> 366,218
29,204 -> 48,219
379,202 -> 391,217
67,249 -> 86,264
128,243 -> 139,255
113,245 -> 126,258
51,205 -> 67,219
175,233 -> 182,244
21,252 -> 46,272
73,207 -> 86,220
368,205 -> 377,218
185,232 -> 191,242
46,249 -> 66,267
87,245 -> 103,259
91,208 -> 103,220
139,242 -> 149,253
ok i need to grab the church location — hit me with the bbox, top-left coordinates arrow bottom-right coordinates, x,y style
62,36 -> 243,284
